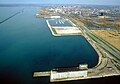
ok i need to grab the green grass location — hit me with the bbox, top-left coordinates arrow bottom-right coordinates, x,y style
52,28 -> 57,34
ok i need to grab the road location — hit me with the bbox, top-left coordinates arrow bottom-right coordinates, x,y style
67,16 -> 120,64
79,23 -> 120,64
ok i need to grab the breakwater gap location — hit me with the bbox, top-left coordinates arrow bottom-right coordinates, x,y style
0,9 -> 24,24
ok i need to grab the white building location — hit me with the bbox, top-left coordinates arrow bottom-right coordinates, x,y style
50,64 -> 88,82
51,16 -> 61,18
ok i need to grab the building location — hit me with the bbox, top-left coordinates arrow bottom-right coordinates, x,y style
51,16 -> 61,18
50,64 -> 88,82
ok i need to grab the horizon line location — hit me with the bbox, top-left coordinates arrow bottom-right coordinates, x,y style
0,3 -> 120,6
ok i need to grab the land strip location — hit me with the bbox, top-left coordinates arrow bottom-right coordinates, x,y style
91,30 -> 120,51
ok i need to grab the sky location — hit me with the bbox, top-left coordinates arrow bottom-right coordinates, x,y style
0,0 -> 120,5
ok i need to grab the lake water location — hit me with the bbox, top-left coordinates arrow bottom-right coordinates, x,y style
0,7 -> 117,84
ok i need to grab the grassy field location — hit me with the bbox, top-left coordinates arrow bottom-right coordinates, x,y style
52,28 -> 57,34
91,30 -> 120,51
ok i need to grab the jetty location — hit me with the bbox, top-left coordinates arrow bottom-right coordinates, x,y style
33,64 -> 89,82
33,71 -> 51,77
33,62 -> 120,82
0,11 -> 22,24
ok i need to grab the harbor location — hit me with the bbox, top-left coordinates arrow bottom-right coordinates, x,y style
0,8 -> 99,83
33,15 -> 120,83
0,6 -> 120,84
33,41 -> 120,82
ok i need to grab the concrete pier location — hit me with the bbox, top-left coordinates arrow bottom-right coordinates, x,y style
33,71 -> 51,77
46,20 -> 61,36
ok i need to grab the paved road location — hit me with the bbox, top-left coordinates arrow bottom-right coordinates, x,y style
79,23 -> 120,63
66,17 -> 120,63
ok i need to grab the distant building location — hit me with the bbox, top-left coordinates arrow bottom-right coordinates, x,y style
98,16 -> 109,19
100,12 -> 104,16
51,16 -> 61,18
36,13 -> 39,16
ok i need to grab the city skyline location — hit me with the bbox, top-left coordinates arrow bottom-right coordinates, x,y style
0,0 -> 120,5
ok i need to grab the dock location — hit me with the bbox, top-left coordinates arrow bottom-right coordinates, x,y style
33,70 -> 119,82
33,71 -> 51,77
33,64 -> 89,82
33,57 -> 120,82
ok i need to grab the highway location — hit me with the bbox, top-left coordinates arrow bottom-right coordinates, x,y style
68,16 -> 120,64
79,23 -> 120,64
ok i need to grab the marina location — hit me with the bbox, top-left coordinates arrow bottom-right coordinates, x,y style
1,6 -> 120,84
46,17 -> 82,36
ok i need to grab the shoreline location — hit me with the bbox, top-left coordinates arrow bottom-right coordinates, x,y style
47,17 -> 120,76
48,17 -> 102,68
33,17 -> 120,82
50,73 -> 119,82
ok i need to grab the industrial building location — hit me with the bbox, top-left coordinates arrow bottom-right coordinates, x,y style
50,64 -> 88,82
51,16 -> 61,18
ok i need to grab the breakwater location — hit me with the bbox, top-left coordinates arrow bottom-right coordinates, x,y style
0,11 -> 22,24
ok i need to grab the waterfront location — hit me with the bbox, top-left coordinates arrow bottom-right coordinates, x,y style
0,7 -> 119,84
46,18 -> 81,36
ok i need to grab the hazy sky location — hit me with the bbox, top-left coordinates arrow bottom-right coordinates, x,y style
0,0 -> 120,5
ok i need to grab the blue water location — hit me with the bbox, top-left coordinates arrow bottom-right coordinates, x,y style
0,7 -> 99,84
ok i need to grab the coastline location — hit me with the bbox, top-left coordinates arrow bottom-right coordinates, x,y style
33,17 -> 120,82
